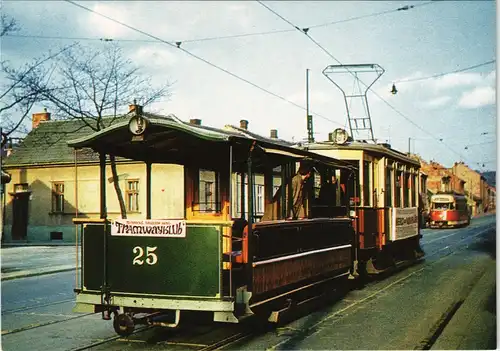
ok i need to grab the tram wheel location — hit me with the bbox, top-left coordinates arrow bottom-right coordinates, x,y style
113,313 -> 135,336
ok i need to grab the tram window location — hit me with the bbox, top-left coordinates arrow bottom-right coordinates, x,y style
199,169 -> 220,213
385,168 -> 392,207
363,161 -> 371,206
233,174 -> 267,218
395,171 -> 402,208
404,173 -> 410,207
432,202 -> 454,210
126,180 -> 139,212
413,174 -> 417,207
313,172 -> 322,199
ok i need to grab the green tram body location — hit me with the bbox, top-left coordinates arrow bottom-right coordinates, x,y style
69,114 -> 357,335
302,137 -> 425,273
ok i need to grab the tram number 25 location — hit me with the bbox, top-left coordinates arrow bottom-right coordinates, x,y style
132,246 -> 158,265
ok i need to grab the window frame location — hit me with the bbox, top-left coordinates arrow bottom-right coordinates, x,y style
52,181 -> 65,213
363,161 -> 371,206
126,179 -> 140,213
385,165 -> 393,208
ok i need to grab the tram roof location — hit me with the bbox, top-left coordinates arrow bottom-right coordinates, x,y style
67,116 -> 356,171
302,141 -> 421,167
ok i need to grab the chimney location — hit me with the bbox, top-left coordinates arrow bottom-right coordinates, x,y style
189,119 -> 202,126
32,108 -> 51,129
240,119 -> 248,130
270,129 -> 278,139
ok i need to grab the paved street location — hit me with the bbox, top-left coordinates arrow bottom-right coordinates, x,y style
1,245 -> 78,281
0,215 -> 496,350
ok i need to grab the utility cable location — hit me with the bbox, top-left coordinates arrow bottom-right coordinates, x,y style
256,0 -> 487,168
308,1 -> 435,29
395,60 -> 496,84
5,2 -> 434,45
64,0 -> 344,128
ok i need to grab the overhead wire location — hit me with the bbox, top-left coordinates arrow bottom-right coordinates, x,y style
5,2 -> 434,44
62,0 -> 493,169
63,0 -> 345,128
395,60 -> 496,84
255,0 -> 489,169
308,1 -> 435,29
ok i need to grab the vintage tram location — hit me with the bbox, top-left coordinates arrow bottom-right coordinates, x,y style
301,128 -> 425,274
69,111 -> 358,335
429,192 -> 471,228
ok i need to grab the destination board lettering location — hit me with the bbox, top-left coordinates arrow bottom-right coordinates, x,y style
111,219 -> 186,237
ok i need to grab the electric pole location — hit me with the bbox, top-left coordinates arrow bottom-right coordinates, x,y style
306,69 -> 314,143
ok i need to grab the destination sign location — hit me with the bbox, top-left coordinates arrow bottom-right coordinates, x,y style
390,207 -> 418,241
432,197 -> 452,203
111,219 -> 186,237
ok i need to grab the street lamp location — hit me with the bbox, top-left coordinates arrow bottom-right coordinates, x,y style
390,83 -> 398,95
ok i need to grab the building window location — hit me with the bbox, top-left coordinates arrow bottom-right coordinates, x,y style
256,184 -> 264,215
52,182 -> 64,213
126,180 -> 139,212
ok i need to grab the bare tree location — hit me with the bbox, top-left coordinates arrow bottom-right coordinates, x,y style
1,14 -> 75,142
1,14 -> 19,37
10,43 -> 171,218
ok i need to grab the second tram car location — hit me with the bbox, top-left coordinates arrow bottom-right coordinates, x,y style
429,192 -> 471,228
302,128 -> 425,274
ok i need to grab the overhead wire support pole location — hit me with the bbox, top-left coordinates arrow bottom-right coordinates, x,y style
306,69 -> 314,143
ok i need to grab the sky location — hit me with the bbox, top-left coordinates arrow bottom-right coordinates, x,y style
1,0 -> 497,172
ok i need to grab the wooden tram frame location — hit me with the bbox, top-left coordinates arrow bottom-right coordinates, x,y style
303,134 -> 425,273
69,113 -> 358,335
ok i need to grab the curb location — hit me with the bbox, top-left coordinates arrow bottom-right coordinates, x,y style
1,243 -> 78,248
1,267 -> 79,281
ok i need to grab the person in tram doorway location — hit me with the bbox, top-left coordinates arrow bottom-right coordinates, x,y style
290,164 -> 312,219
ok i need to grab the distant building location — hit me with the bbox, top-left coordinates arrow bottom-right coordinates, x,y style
418,159 -> 465,195
452,162 -> 489,216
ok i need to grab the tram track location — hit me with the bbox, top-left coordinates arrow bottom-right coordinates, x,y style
262,224 -> 495,351
4,223 -> 492,351
69,325 -> 154,351
66,224 -> 495,351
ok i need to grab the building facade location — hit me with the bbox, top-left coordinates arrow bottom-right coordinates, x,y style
2,110 -> 186,243
452,162 -> 490,215
418,159 -> 465,195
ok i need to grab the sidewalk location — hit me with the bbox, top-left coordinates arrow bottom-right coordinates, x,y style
1,245 -> 79,281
